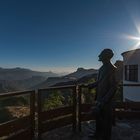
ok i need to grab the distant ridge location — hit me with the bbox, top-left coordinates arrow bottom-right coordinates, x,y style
64,67 -> 98,79
53,73 -> 98,87
0,67 -> 59,93
33,67 -> 98,89
0,67 -> 58,80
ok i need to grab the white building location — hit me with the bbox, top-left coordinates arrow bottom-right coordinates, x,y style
122,48 -> 140,102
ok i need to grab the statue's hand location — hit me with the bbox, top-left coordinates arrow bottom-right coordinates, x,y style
96,101 -> 104,109
89,105 -> 101,115
89,101 -> 104,115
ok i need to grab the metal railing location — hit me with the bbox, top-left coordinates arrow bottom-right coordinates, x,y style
0,84 -> 140,139
37,85 -> 77,140
0,90 -> 35,140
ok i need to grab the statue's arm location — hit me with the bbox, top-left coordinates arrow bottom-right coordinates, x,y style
80,80 -> 98,89
80,71 -> 99,89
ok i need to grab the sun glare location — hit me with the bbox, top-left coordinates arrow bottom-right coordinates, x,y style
123,34 -> 140,49
127,35 -> 140,41
132,41 -> 140,49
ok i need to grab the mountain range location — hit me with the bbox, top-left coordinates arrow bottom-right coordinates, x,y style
0,67 -> 58,93
0,60 -> 123,93
0,67 -> 58,80
32,68 -> 98,89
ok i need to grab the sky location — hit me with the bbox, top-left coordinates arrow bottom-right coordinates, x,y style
0,0 -> 140,73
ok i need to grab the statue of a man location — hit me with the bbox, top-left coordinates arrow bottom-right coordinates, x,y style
87,49 -> 117,140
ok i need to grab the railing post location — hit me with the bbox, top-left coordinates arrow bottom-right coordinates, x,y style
30,90 -> 35,140
37,90 -> 42,140
72,86 -> 77,132
77,85 -> 82,132
112,104 -> 116,126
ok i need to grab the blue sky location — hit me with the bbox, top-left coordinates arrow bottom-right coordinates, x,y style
0,0 -> 140,72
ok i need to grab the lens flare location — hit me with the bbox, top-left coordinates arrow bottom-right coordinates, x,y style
123,34 -> 140,49
126,35 -> 140,41
132,41 -> 140,49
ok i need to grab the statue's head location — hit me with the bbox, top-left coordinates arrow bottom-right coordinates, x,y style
98,49 -> 114,62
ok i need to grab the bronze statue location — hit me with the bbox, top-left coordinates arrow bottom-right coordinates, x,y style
86,49 -> 117,140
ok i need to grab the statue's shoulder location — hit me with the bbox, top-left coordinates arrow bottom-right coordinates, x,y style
112,64 -> 117,70
108,63 -> 117,72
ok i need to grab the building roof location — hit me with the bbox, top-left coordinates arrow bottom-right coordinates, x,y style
121,48 -> 140,56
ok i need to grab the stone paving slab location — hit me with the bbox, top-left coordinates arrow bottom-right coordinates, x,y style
42,120 -> 140,140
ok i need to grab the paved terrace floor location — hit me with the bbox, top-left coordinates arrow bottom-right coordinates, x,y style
42,120 -> 140,140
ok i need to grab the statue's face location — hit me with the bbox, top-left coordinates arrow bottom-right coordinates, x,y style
98,49 -> 113,62
98,50 -> 111,62
98,51 -> 106,61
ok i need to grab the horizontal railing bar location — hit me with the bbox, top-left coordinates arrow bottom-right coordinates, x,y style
41,106 -> 73,121
1,84 -> 139,98
115,110 -> 140,119
6,129 -> 31,140
81,113 -> 95,122
0,116 -> 31,137
80,102 -> 140,111
79,84 -> 140,88
0,90 -> 35,98
41,116 -> 73,132
80,104 -> 93,113
38,85 -> 76,92
115,102 -> 140,109
119,84 -> 140,87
